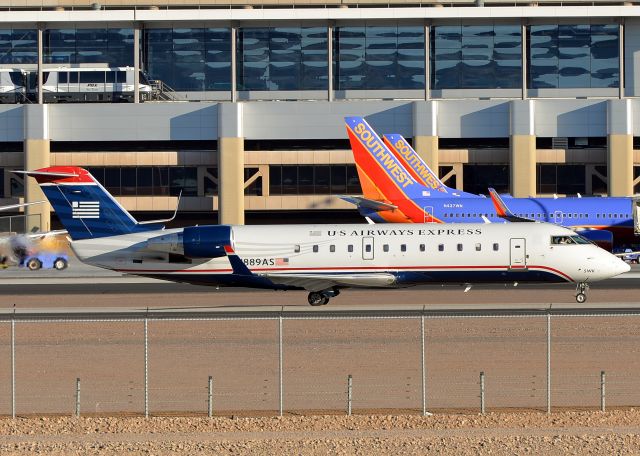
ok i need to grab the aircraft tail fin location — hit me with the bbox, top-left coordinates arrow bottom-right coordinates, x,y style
344,117 -> 423,203
18,166 -> 165,241
382,134 -> 449,195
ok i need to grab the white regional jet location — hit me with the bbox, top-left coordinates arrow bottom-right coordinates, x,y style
21,167 -> 630,305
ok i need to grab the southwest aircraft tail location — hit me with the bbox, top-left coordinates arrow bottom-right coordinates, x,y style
18,167 -> 167,241
382,134 -> 478,198
344,116 -> 442,223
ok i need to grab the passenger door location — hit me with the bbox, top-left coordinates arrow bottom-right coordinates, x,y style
424,206 -> 435,223
552,211 -> 564,224
509,238 -> 526,269
362,236 -> 374,260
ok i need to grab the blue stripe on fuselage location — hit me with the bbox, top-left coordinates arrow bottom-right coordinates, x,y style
416,196 -> 633,241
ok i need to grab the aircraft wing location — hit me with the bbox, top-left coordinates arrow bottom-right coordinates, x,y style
338,195 -> 397,212
0,201 -> 46,212
258,272 -> 397,292
488,188 -> 535,223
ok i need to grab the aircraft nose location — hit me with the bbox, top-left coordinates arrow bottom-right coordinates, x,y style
615,258 -> 632,276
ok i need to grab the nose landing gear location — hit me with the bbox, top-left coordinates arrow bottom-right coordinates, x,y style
575,282 -> 589,303
307,289 -> 340,306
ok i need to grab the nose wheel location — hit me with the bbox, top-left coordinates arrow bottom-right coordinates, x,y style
575,282 -> 589,303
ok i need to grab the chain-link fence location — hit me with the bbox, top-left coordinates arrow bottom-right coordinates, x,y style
1,309 -> 640,417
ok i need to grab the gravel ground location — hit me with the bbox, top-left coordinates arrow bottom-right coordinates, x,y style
1,410 -> 640,455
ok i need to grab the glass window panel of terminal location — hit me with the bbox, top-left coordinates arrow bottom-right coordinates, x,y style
145,27 -> 231,92
44,27 -> 133,66
528,24 -> 618,89
205,28 -> 232,91
237,27 -> 327,91
335,25 -> 424,91
431,24 -> 521,90
0,29 -> 37,64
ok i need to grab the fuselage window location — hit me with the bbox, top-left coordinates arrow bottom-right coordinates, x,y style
438,244 -> 444,252
596,214 -> 600,218
457,243 -> 463,252
365,245 -> 371,253
313,245 -> 319,253
294,245 -> 300,253
475,243 -> 481,251
419,244 -> 425,252
383,244 -> 389,252
329,245 -> 335,253
400,244 -> 406,252
348,244 -> 353,253
493,243 -> 499,251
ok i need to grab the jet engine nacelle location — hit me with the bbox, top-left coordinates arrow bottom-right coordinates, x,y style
146,225 -> 232,259
577,229 -> 614,252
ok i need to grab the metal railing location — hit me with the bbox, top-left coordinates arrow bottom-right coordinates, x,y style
1,307 -> 640,417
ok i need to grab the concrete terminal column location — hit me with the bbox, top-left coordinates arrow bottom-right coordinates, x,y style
23,105 -> 51,232
217,103 -> 245,225
607,99 -> 633,197
412,101 -> 439,173
510,100 -> 536,198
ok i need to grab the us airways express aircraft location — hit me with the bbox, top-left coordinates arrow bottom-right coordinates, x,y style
344,116 -> 637,250
21,167 -> 629,305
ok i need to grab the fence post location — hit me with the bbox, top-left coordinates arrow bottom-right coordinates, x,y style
278,313 -> 283,417
144,316 -> 149,419
11,316 -> 15,419
75,378 -> 81,417
480,371 -> 485,414
600,371 -> 606,412
347,374 -> 353,416
546,312 -> 551,415
208,376 -> 213,418
420,313 -> 427,416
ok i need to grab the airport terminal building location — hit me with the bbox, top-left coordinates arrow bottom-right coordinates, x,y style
1,1 -> 640,230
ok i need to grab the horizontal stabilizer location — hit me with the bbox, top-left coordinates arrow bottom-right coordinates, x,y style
14,170 -> 79,179
0,200 -> 46,212
338,195 -> 397,212
488,188 -> 535,223
259,272 -> 397,292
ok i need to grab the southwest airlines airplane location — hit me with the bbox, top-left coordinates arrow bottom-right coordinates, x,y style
19,167 -> 629,304
344,116 -> 637,250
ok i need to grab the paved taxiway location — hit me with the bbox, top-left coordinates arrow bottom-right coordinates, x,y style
1,258 -> 639,309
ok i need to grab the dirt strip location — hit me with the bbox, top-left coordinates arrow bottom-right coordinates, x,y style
2,411 -> 640,455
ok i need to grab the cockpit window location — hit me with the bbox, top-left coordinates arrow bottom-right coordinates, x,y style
551,235 -> 591,245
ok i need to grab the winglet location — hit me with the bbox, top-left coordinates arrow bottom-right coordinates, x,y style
488,187 -> 509,218
488,188 -> 534,223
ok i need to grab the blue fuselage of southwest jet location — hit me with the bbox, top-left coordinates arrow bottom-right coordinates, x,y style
365,196 -> 635,244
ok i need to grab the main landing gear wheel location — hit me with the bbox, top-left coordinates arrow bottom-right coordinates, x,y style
575,282 -> 589,303
308,292 -> 329,306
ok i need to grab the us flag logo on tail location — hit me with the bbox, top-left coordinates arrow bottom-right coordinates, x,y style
72,201 -> 100,219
